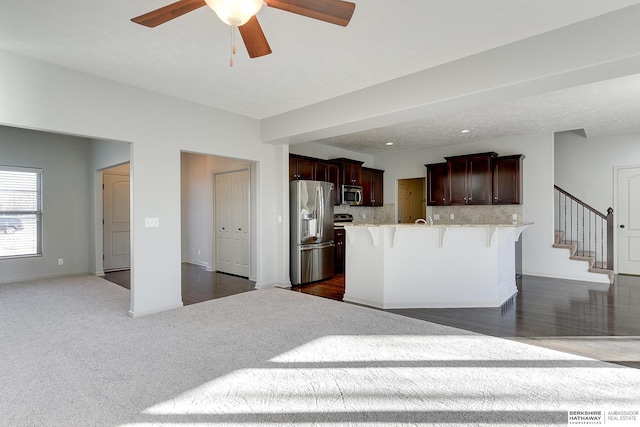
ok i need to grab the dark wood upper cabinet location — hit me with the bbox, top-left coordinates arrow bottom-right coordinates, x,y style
445,152 -> 497,205
289,154 -> 315,181
327,163 -> 341,205
314,161 -> 329,182
493,155 -> 525,205
361,167 -> 384,206
332,158 -> 363,186
426,162 -> 448,206
289,154 -> 384,206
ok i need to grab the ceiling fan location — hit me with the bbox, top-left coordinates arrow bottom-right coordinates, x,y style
131,0 -> 356,61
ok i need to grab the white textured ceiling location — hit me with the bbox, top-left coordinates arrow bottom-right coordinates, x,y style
2,0 -> 640,153
315,73 -> 640,153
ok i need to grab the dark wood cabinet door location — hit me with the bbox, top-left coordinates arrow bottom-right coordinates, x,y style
343,162 -> 362,185
360,167 -> 384,206
289,155 -> 315,180
493,155 -> 524,204
360,168 -> 372,205
467,155 -> 493,205
334,228 -> 345,273
289,156 -> 298,181
371,169 -> 384,206
314,161 -> 329,182
426,163 -> 447,206
446,152 -> 496,205
447,158 -> 469,205
328,163 -> 341,205
296,158 -> 314,180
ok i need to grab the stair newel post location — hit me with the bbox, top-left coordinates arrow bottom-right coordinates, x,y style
606,207 -> 614,271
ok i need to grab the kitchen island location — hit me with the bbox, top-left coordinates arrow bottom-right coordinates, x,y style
342,223 -> 529,309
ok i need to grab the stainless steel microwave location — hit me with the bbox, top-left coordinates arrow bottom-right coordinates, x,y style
341,185 -> 363,205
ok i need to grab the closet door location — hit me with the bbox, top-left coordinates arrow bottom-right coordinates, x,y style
231,169 -> 250,277
215,173 -> 232,273
215,169 -> 250,277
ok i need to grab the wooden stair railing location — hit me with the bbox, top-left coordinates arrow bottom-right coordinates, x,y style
554,185 -> 613,273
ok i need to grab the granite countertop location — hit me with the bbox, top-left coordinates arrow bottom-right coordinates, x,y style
343,222 -> 533,228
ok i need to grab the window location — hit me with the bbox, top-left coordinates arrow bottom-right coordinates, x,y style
0,166 -> 43,258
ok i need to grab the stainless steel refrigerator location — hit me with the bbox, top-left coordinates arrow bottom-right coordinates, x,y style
290,180 -> 335,285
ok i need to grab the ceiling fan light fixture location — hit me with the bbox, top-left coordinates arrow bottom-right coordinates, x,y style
205,0 -> 263,26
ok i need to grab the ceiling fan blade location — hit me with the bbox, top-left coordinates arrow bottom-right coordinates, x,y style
266,0 -> 355,27
238,16 -> 272,58
131,0 -> 206,27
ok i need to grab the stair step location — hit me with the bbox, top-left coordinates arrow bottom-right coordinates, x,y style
588,267 -> 615,284
553,230 -> 614,284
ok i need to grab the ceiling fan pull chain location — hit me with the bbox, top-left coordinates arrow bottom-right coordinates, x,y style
229,25 -> 237,67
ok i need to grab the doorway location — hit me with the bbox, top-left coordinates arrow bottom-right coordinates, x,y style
397,178 -> 425,223
617,166 -> 640,275
103,163 -> 131,272
180,151 -> 255,283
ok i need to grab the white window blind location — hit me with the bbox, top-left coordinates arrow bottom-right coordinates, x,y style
0,166 -> 43,258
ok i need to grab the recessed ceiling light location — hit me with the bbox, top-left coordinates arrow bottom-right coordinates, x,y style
460,129 -> 471,134
386,142 -> 394,146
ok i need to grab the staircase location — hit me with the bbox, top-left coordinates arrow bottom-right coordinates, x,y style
554,185 -> 615,284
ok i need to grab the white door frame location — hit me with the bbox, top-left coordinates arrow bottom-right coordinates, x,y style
614,164 -> 640,274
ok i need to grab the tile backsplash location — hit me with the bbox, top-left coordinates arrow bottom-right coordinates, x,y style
430,205 -> 523,224
335,204 -> 395,224
335,204 -> 523,225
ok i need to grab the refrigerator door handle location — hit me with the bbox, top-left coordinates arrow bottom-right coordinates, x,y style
316,184 -> 324,240
300,241 -> 335,250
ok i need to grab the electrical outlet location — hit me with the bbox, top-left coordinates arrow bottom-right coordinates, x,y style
512,213 -> 518,221
434,214 -> 440,220
449,213 -> 455,220
58,259 -> 64,265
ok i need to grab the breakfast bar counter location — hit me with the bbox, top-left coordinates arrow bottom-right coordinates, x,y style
342,223 -> 530,309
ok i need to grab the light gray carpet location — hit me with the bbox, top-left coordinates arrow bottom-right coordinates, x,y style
1,275 -> 639,426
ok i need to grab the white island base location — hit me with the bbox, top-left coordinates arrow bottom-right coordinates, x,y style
342,224 -> 529,309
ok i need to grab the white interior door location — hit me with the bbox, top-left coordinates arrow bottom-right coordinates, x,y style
231,170 -> 250,277
103,172 -> 130,271
398,182 -> 410,223
215,169 -> 250,277
617,166 -> 640,275
215,173 -> 232,273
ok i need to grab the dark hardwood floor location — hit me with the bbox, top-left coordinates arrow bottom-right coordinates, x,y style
291,274 -> 346,301
104,263 -> 255,305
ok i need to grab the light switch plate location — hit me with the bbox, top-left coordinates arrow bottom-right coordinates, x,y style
434,214 -> 440,220
449,213 -> 455,220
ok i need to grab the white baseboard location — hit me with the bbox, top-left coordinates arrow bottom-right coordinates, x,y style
128,302 -> 184,318
182,260 -> 210,268
0,271 -> 91,285
255,281 -> 291,289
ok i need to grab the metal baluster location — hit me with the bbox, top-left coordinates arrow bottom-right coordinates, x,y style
564,193 -> 567,244
601,217 -> 604,269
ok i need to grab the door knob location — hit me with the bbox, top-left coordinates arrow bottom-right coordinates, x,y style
620,225 -> 625,228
